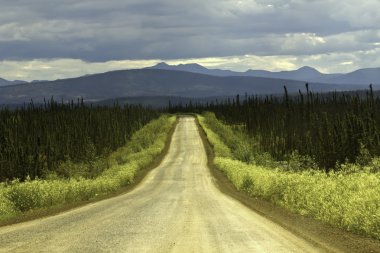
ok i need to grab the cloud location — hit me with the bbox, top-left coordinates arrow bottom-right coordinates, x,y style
2,47 -> 380,81
0,59 -> 158,81
0,0 -> 379,80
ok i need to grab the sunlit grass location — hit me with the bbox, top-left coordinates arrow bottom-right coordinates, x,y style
198,113 -> 380,240
0,115 -> 175,220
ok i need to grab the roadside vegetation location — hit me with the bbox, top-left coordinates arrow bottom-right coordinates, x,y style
175,85 -> 380,172
3,85 -> 380,241
0,101 -> 176,221
0,100 -> 160,181
198,112 -> 380,240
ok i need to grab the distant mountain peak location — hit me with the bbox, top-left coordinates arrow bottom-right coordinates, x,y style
297,66 -> 321,73
147,62 -> 211,74
0,77 -> 28,86
153,62 -> 170,68
353,67 -> 380,73
151,62 -> 207,70
179,63 -> 203,67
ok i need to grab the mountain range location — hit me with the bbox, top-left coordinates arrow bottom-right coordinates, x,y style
0,68 -> 377,106
147,62 -> 380,85
0,63 -> 379,106
0,77 -> 27,86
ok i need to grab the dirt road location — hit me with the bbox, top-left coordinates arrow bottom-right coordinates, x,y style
0,117 -> 327,252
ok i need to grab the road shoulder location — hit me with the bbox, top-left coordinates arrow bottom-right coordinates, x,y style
195,116 -> 380,253
0,116 -> 179,228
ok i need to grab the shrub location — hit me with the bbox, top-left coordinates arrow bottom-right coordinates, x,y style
199,114 -> 380,240
0,115 -> 176,218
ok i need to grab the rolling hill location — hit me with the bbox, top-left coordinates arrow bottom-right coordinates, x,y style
313,68 -> 380,85
0,69 -> 375,105
0,77 -> 27,86
148,63 -> 379,84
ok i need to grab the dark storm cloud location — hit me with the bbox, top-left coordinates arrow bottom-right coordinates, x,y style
0,0 -> 379,61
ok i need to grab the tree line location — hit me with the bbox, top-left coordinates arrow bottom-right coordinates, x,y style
0,99 -> 159,181
170,85 -> 380,171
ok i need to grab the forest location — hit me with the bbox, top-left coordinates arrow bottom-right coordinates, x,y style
1,88 -> 380,239
171,84 -> 380,172
3,84 -> 380,181
0,99 -> 159,181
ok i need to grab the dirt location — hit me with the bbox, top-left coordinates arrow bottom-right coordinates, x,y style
195,116 -> 380,253
0,117 -> 178,228
1,116 -> 379,252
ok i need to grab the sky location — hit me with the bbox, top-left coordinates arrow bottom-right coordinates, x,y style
0,0 -> 380,81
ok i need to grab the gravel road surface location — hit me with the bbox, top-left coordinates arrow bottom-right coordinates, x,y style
0,117 -> 326,252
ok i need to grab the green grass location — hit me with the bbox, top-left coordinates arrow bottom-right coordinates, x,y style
0,115 -> 176,220
198,112 -> 380,240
